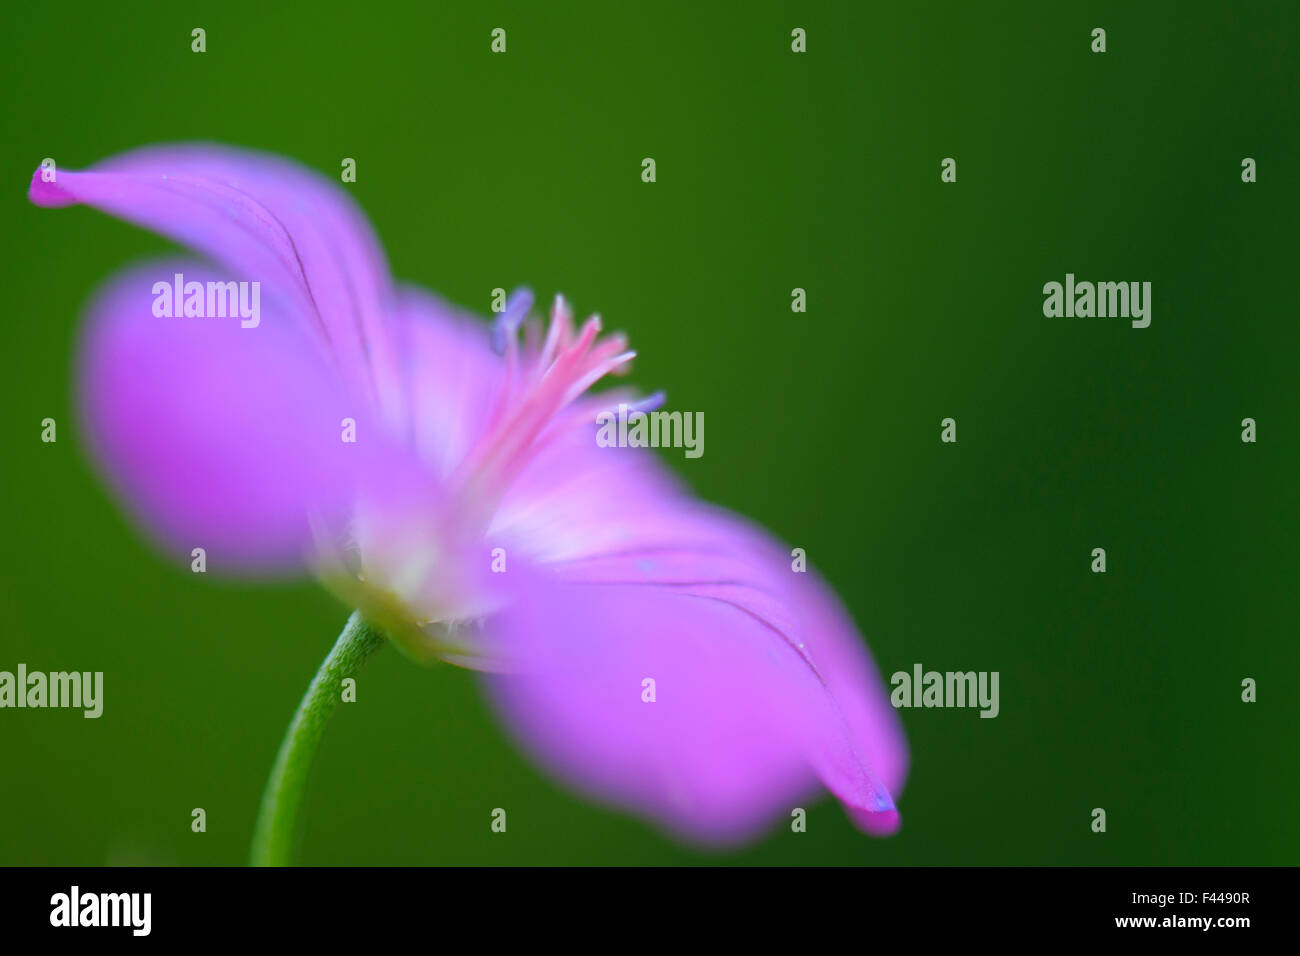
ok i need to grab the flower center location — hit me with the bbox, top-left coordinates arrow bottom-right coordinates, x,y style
449,290 -> 639,530
320,291 -> 651,664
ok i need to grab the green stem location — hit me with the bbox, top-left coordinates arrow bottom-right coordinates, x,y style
250,611 -> 386,866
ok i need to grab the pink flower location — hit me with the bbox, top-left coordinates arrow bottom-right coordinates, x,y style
30,144 -> 907,844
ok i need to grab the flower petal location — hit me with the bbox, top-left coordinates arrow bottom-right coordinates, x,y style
78,260 -> 396,571
30,144 -> 405,429
390,284 -> 504,478
483,507 -> 907,843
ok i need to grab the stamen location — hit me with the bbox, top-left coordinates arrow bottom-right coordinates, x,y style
537,294 -> 574,370
490,287 -> 534,356
622,390 -> 666,414
456,292 -> 649,526
563,349 -> 636,406
487,287 -> 534,427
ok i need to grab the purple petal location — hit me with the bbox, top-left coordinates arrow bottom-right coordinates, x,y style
488,425 -> 684,566
78,260 -> 398,571
30,144 -> 405,429
483,507 -> 907,843
391,284 -> 505,478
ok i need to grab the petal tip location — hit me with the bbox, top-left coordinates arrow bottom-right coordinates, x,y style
850,807 -> 902,837
28,168 -> 75,207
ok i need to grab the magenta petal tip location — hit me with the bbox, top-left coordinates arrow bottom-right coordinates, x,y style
28,168 -> 75,207
850,807 -> 902,837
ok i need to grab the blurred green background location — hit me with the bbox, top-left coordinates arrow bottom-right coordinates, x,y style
1,0 -> 1296,865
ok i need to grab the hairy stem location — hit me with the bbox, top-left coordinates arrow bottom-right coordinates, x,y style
250,611 -> 386,866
